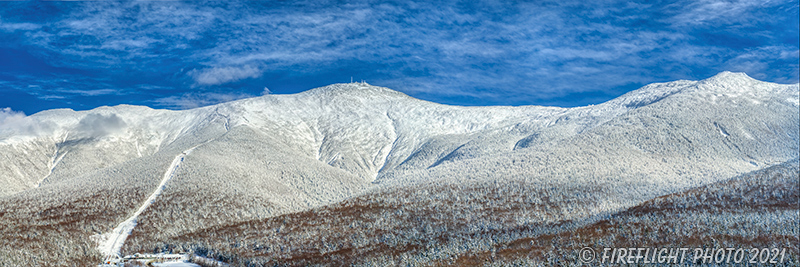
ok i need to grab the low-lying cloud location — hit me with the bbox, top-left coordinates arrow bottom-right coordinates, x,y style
0,108 -> 56,138
74,113 -> 127,138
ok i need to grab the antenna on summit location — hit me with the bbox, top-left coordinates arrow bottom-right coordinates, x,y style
351,77 -> 353,83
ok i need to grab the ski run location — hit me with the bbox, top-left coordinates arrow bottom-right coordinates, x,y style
95,146 -> 198,260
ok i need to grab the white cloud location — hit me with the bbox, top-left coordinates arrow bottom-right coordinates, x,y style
667,0 -> 767,26
74,113 -> 127,138
40,95 -> 67,100
538,48 -> 615,61
100,38 -> 155,51
152,92 -> 254,109
58,89 -> 120,96
0,21 -> 40,32
0,108 -> 56,137
0,107 -> 26,128
190,65 -> 262,86
722,46 -> 800,83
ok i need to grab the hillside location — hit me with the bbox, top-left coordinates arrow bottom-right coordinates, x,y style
0,71 -> 797,266
120,158 -> 799,266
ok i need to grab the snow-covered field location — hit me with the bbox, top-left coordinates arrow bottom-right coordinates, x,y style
0,72 -> 797,266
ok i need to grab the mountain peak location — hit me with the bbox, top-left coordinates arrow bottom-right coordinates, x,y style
712,71 -> 749,78
303,82 -> 409,98
701,71 -> 758,87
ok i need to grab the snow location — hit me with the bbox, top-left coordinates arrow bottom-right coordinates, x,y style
35,151 -> 67,188
94,145 -> 199,257
789,97 -> 800,106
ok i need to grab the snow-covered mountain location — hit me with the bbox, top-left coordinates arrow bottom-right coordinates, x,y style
0,72 -> 798,266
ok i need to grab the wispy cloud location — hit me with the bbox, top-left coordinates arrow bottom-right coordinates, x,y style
0,20 -> 39,32
57,89 -> 120,96
190,65 -> 262,86
722,45 -> 800,83
151,92 -> 255,110
1,0 -> 797,111
666,0 -> 772,26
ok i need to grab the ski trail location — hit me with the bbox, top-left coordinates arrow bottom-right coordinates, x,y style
35,133 -> 69,188
95,145 -> 199,258
35,151 -> 67,188
374,112 -> 398,181
135,140 -> 143,158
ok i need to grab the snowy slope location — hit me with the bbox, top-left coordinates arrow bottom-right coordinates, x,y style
0,72 -> 797,265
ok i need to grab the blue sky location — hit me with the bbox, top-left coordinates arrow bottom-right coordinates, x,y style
0,0 -> 798,115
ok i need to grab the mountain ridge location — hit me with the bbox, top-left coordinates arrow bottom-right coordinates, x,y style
0,71 -> 798,266
0,72 -> 797,196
